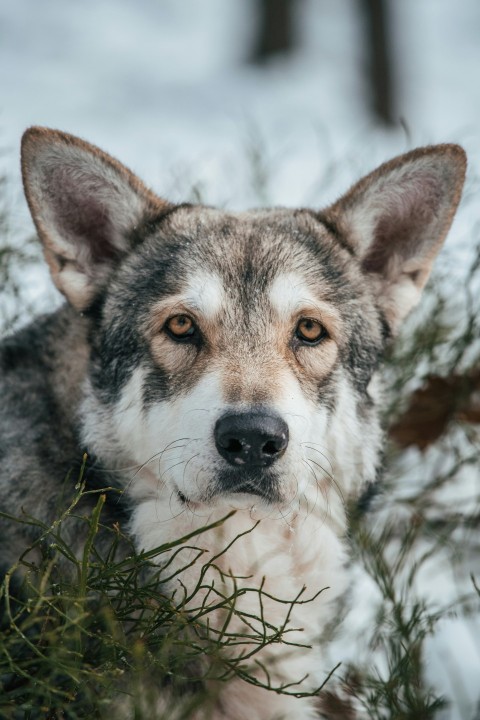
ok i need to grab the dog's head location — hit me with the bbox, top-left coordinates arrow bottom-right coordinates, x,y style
21,128 -> 466,518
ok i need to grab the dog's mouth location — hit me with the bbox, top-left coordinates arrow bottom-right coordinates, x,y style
175,468 -> 282,508
216,467 -> 281,503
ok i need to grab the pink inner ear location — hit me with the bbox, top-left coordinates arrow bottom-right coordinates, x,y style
362,173 -> 441,277
48,166 -> 120,263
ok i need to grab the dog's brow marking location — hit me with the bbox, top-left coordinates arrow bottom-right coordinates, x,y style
268,272 -> 341,324
183,271 -> 225,320
269,273 -> 316,317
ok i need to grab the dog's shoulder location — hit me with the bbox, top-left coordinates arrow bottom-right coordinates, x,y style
1,304 -> 85,426
0,307 -> 85,539
0,304 -> 131,571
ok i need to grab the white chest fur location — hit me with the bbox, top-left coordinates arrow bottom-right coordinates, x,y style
130,496 -> 348,719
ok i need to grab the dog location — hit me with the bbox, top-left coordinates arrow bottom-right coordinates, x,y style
0,128 -> 466,719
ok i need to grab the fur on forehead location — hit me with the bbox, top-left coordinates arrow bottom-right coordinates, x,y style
109,204 -> 381,338
148,205 -> 356,290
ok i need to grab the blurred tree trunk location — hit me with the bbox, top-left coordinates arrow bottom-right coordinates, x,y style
250,0 -> 396,125
360,0 -> 396,125
250,0 -> 295,62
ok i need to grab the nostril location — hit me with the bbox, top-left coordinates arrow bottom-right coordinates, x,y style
262,440 -> 280,455
224,437 -> 243,454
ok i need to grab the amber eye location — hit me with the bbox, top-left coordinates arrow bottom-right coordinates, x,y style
295,318 -> 327,345
165,314 -> 196,341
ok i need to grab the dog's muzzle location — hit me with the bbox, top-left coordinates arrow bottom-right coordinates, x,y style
214,411 -> 289,469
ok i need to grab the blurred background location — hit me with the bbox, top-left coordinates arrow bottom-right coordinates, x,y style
0,2 -> 479,719
1,0 -> 479,206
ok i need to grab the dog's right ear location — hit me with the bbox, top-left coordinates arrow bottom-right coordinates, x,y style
21,127 -> 170,310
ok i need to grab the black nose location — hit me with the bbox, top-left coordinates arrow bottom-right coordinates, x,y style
214,412 -> 289,468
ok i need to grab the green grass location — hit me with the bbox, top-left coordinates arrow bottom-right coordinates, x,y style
0,473 -> 332,719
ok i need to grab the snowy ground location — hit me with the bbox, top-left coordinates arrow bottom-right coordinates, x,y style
1,1 -> 479,717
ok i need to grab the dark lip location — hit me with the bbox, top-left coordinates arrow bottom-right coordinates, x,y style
175,468 -> 281,506
176,487 -> 279,506
213,469 -> 281,504
176,490 -> 189,504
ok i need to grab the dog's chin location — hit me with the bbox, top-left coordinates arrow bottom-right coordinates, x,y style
215,491 -> 278,512
175,484 -> 290,518
173,467 -> 290,517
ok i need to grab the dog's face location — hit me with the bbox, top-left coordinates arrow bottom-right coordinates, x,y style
21,129 -> 466,517
86,206 -> 386,512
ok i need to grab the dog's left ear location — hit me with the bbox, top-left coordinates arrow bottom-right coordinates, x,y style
21,127 -> 170,310
323,145 -> 466,334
